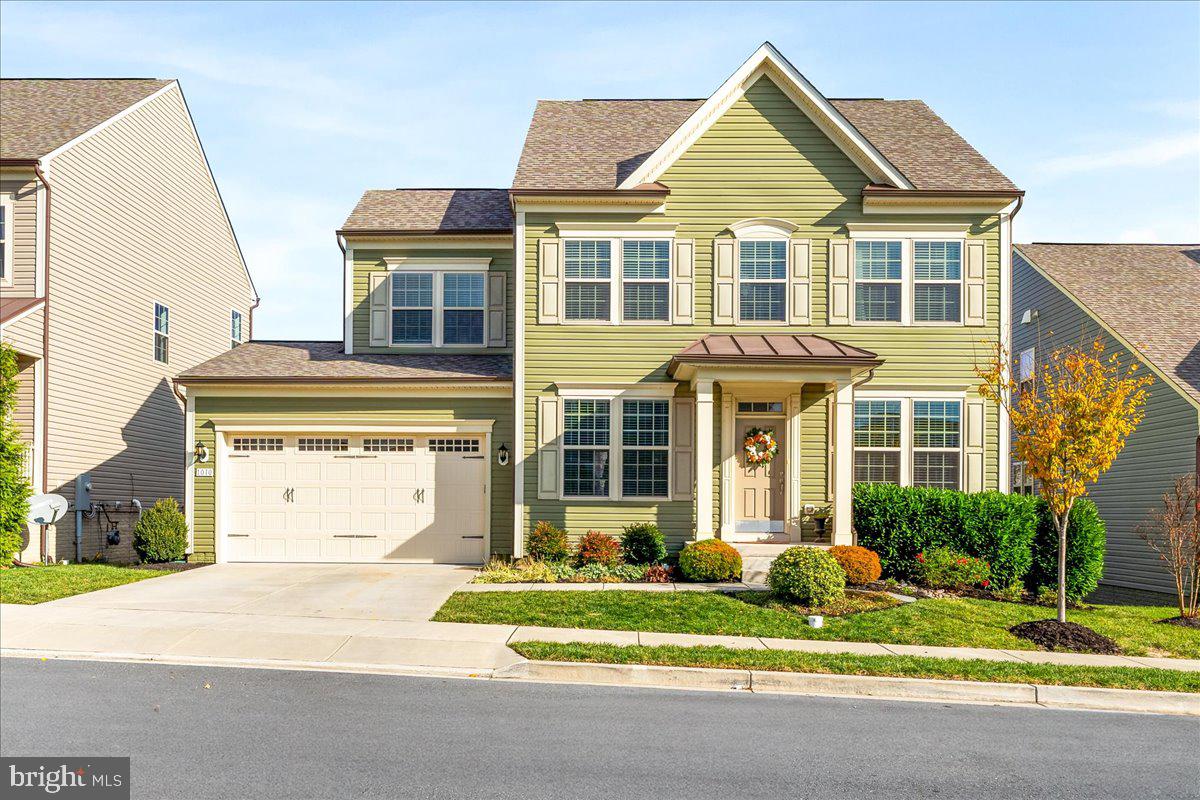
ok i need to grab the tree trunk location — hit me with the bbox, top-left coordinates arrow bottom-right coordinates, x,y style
1057,512 -> 1070,624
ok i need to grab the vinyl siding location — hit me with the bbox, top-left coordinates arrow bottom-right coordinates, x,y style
1013,252 -> 1199,595
0,173 -> 38,296
521,76 -> 1003,547
11,357 -> 36,447
1,305 -> 43,357
189,394 -> 514,562
351,245 -> 513,354
40,83 -> 254,562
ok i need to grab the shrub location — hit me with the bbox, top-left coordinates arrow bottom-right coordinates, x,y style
0,343 -> 31,565
132,498 -> 188,563
611,563 -> 647,582
853,484 -> 1038,587
474,557 -> 557,584
914,546 -> 991,590
620,522 -> 667,565
828,545 -> 882,585
527,521 -> 570,562
643,564 -> 671,583
573,563 -> 620,582
677,539 -> 742,582
576,531 -> 622,567
1028,499 -> 1105,600
767,547 -> 845,606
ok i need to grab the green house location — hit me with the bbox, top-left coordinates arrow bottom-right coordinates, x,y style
176,43 -> 1023,565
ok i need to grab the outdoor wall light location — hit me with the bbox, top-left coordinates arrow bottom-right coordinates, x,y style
497,443 -> 510,466
194,441 -> 210,463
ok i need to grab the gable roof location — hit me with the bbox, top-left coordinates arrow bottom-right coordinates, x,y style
0,78 -> 173,161
340,189 -> 512,234
512,44 -> 1017,194
1014,243 -> 1200,407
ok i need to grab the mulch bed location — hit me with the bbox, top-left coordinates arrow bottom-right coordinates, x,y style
1009,620 -> 1122,654
1157,615 -> 1200,629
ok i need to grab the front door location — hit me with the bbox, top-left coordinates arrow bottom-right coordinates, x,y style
735,418 -> 785,540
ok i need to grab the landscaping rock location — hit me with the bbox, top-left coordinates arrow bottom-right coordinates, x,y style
1008,620 -> 1121,654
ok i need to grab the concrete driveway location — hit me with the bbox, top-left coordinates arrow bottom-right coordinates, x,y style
0,564 -> 521,673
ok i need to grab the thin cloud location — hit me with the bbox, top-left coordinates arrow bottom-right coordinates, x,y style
1036,133 -> 1200,177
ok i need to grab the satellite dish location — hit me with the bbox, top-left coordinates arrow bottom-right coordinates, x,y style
27,494 -> 68,526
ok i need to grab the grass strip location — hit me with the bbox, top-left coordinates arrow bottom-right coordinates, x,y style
0,564 -> 166,605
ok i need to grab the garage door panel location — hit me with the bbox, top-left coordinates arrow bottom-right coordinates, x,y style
259,462 -> 286,481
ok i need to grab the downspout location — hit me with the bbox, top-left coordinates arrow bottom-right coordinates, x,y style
32,162 -> 52,563
247,295 -> 261,341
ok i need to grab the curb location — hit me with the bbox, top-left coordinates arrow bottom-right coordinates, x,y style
496,660 -> 1200,716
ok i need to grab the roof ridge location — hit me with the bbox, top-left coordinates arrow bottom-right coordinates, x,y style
1024,241 -> 1199,247
366,187 -> 509,192
0,77 -> 169,81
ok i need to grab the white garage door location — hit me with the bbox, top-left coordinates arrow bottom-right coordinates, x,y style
223,434 -> 487,564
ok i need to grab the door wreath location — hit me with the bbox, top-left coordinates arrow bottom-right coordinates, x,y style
743,427 -> 779,466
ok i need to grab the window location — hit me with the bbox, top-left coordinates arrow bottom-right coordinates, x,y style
737,401 -> 783,414
231,437 -> 283,452
1018,347 -> 1035,394
853,400 -> 901,483
563,399 -> 610,497
1012,460 -> 1037,496
621,400 -> 669,497
230,310 -> 243,349
298,437 -> 348,452
622,240 -> 670,321
391,272 -> 434,345
0,194 -> 11,284
564,240 -> 611,321
363,437 -> 413,452
738,240 -> 786,322
854,241 -> 902,322
389,269 -> 488,347
442,273 -> 485,345
429,438 -> 480,453
913,241 -> 962,323
153,303 -> 169,363
913,400 -> 961,489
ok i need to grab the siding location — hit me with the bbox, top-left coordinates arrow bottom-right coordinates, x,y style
351,245 -> 513,354
11,357 -> 36,447
1,305 -> 43,356
190,394 -> 514,561
41,83 -> 255,562
1013,252 -> 1199,595
521,76 -> 1004,547
0,173 -> 38,296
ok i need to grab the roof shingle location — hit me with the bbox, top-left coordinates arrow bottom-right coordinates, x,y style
0,78 -> 172,160
340,189 -> 512,233
1015,243 -> 1200,405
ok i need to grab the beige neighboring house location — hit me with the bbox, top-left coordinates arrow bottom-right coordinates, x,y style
1,78 -> 257,563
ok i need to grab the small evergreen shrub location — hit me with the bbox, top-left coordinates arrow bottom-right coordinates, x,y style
914,546 -> 991,590
575,531 -> 622,567
620,522 -> 667,565
677,539 -> 742,581
828,545 -> 882,585
1028,499 -> 1106,600
767,547 -> 845,606
527,521 -> 570,562
132,498 -> 188,563
0,343 -> 31,564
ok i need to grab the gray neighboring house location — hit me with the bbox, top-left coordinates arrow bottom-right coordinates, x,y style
1012,243 -> 1200,596
0,78 -> 257,564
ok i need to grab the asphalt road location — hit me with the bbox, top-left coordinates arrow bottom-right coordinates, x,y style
0,658 -> 1195,800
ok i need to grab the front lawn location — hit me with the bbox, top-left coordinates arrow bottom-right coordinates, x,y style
511,641 -> 1200,693
434,591 -> 1200,659
0,564 -> 168,605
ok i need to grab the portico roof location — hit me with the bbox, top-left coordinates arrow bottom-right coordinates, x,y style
667,334 -> 880,378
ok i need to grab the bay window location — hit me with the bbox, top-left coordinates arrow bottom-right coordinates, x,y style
738,239 -> 787,322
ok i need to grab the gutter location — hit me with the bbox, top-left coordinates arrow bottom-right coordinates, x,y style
32,162 -> 52,563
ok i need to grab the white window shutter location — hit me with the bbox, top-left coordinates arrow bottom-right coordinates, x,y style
537,396 -> 561,499
712,239 -> 735,325
672,398 -> 695,500
486,272 -> 506,347
672,239 -> 694,325
964,240 -> 987,326
369,272 -> 389,346
828,239 -> 851,325
538,238 -> 562,324
788,239 -> 811,325
964,397 -> 986,492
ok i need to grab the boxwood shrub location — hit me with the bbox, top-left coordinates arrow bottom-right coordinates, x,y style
133,497 -> 188,563
1027,498 -> 1105,600
678,539 -> 742,582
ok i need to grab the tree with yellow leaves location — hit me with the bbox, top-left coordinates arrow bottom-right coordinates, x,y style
978,337 -> 1151,623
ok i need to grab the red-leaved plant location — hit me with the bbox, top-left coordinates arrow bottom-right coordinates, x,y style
575,531 -> 622,567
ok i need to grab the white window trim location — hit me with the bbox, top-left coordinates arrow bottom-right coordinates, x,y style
853,390 -> 966,488
153,301 -> 170,364
1018,346 -> 1035,391
558,234 -> 674,326
388,267 -> 488,348
911,399 -> 964,490
848,233 -> 967,327
230,309 -> 243,349
735,236 -> 790,325
0,193 -> 13,287
558,389 -> 674,502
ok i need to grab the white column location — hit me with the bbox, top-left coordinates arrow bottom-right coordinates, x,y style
832,379 -> 855,546
694,379 -> 714,539
785,392 -> 802,542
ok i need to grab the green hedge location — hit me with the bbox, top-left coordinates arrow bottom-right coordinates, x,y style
852,485 -> 1106,597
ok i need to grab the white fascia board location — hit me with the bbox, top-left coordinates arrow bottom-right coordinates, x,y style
618,42 -> 913,191
382,256 -> 493,268
183,382 -> 512,397
342,239 -> 354,355
554,222 -> 678,238
552,383 -> 679,398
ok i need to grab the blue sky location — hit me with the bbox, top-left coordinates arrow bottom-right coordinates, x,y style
3,1 -> 1197,340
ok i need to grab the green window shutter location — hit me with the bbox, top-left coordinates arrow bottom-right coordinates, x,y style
672,239 -> 695,325
827,239 -> 851,325
964,239 -> 987,326
712,239 -> 735,325
486,272 -> 506,347
964,397 -> 985,491
537,396 -> 560,499
538,238 -> 562,324
672,398 -> 695,500
369,272 -> 389,346
788,239 -> 811,325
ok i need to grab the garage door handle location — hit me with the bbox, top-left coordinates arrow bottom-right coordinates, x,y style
413,488 -> 426,503
461,535 -> 484,540
333,534 -> 377,539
